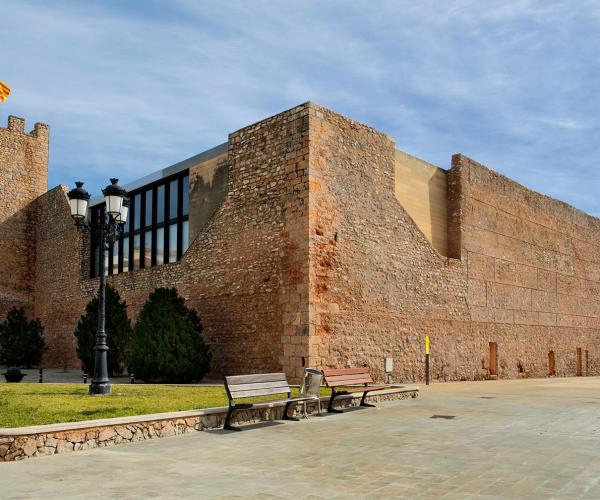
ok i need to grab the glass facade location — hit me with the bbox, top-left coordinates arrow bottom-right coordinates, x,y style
90,170 -> 190,277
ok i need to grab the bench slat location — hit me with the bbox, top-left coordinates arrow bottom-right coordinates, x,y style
234,396 -> 317,409
229,386 -> 291,399
325,372 -> 373,382
335,384 -> 390,393
226,373 -> 287,385
227,381 -> 291,393
325,373 -> 373,385
327,380 -> 371,387
322,368 -> 370,376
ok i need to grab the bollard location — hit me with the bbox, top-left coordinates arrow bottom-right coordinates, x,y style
39,367 -> 43,383
425,335 -> 430,386
83,372 -> 87,384
130,372 -> 135,384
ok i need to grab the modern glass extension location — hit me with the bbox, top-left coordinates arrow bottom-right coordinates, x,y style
90,170 -> 190,278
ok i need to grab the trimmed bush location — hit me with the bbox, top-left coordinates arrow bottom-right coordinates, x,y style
0,307 -> 47,368
126,287 -> 211,383
74,285 -> 132,375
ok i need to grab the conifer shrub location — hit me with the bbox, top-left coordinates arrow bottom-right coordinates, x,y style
74,285 -> 132,375
126,287 -> 211,383
0,307 -> 47,368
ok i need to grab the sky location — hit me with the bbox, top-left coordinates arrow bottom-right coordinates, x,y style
1,0 -> 599,216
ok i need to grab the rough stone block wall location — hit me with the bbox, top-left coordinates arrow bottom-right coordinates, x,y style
35,105 -> 311,379
32,186 -> 84,367
13,102 -> 600,383
306,105 -> 469,383
457,154 -> 600,379
0,116 -> 48,318
306,105 -> 600,383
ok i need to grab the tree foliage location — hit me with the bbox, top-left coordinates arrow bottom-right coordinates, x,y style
74,285 -> 132,375
126,287 -> 211,383
0,307 -> 47,368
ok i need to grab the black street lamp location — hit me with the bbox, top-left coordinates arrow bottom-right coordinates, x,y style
67,178 -> 128,395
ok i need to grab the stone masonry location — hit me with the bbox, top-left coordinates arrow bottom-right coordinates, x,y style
0,104 -> 598,382
0,116 -> 48,318
306,106 -> 599,382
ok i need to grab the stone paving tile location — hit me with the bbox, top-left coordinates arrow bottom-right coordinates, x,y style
2,377 -> 600,498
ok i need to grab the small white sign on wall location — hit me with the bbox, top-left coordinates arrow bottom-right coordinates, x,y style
384,357 -> 394,373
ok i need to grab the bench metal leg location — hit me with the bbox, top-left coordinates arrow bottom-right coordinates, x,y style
223,406 -> 241,431
360,391 -> 376,408
328,391 -> 344,413
282,401 -> 299,421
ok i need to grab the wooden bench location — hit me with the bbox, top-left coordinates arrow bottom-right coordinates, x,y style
223,372 -> 316,431
322,367 -> 393,413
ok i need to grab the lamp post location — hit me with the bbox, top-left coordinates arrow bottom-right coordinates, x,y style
67,179 -> 128,395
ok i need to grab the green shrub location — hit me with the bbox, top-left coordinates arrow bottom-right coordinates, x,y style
74,285 -> 132,375
126,287 -> 211,383
0,307 -> 47,368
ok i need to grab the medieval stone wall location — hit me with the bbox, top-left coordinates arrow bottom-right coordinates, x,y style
0,116 -> 48,318
35,105 -> 311,378
306,105 -> 600,383
32,186 -> 84,367
306,105 -> 469,383
457,154 -> 600,379
9,103 -> 599,383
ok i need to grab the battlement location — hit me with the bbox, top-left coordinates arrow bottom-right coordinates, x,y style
3,115 -> 49,140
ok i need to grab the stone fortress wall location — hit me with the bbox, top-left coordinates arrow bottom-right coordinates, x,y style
29,106 -> 311,376
0,116 -> 48,318
306,105 -> 600,382
1,104 -> 598,382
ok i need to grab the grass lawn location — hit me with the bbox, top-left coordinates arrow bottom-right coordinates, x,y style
0,383 -> 331,428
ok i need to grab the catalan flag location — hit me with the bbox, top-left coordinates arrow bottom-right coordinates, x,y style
0,81 -> 10,102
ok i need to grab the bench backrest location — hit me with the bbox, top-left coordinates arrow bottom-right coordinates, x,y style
224,372 -> 291,401
322,368 -> 373,388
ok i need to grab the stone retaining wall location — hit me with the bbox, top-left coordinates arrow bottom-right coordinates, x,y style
0,387 -> 417,462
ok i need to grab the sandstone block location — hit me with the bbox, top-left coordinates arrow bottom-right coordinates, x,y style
116,427 -> 133,440
21,438 -> 37,457
56,440 -> 74,454
98,428 -> 117,442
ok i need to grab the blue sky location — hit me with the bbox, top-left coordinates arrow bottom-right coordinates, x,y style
1,0 -> 599,216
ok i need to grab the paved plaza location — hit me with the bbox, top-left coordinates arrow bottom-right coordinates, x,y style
1,377 -> 600,499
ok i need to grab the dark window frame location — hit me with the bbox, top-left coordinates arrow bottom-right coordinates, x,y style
90,170 -> 190,278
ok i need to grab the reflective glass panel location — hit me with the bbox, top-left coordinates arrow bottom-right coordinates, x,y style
134,193 -> 141,230
169,180 -> 178,219
169,223 -> 177,263
133,234 -> 140,270
156,227 -> 164,265
182,220 -> 189,253
112,241 -> 119,274
182,176 -> 189,215
122,237 -> 129,272
144,230 -> 152,266
156,185 -> 165,224
145,189 -> 153,227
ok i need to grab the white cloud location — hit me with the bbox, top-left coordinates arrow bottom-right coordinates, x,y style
0,0 -> 599,216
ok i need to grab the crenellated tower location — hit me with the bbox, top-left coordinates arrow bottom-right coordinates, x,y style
0,115 -> 49,317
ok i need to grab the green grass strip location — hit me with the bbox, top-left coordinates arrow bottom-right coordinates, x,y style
0,384 -> 333,428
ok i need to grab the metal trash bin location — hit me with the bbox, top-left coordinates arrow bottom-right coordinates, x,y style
300,368 -> 323,417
